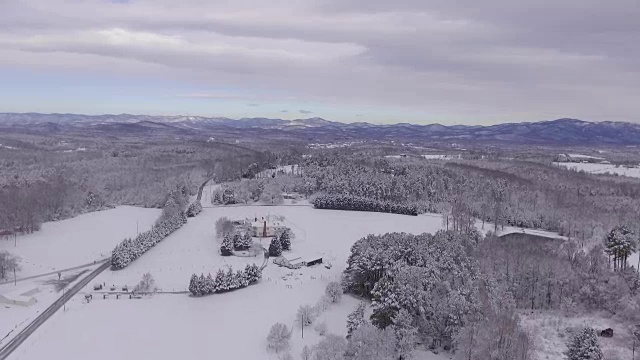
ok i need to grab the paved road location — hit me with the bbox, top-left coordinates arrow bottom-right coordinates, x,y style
0,259 -> 110,360
0,258 -> 110,286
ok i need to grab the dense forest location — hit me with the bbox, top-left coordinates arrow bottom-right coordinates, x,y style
0,134 -> 266,235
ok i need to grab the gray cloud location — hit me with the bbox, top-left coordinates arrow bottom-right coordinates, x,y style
0,0 -> 638,123
280,110 -> 288,113
299,109 -> 313,114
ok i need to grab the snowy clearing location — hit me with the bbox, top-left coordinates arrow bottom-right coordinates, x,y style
0,206 -> 160,277
554,162 -> 640,178
521,310 -> 636,360
10,206 -> 448,360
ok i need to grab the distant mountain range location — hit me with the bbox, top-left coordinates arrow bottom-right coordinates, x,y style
1,112 -> 639,145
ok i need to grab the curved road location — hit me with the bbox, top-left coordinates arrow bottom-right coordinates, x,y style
0,259 -> 110,360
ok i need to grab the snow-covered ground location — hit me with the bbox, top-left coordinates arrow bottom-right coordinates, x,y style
554,162 -> 640,179
521,310 -> 636,360
9,206 -> 450,360
0,206 -> 160,277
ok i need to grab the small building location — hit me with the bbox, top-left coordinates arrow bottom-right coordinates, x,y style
0,287 -> 39,307
279,252 -> 323,268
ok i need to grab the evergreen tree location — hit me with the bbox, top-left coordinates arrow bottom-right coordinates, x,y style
214,269 -> 225,292
241,232 -> 253,249
225,267 -> 236,290
347,302 -> 367,338
220,232 -> 234,256
197,273 -> 206,296
565,328 -> 604,360
205,273 -> 215,294
604,225 -> 636,271
269,236 -> 283,257
279,229 -> 292,251
233,232 -> 243,250
188,273 -> 198,295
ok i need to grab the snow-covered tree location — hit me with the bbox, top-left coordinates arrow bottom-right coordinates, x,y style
392,309 -> 417,360
346,324 -> 397,360
565,328 -> 604,360
297,304 -> 317,327
279,229 -> 292,251
0,251 -> 21,280
604,225 -> 636,272
188,273 -> 198,295
267,322 -> 291,353
325,281 -> 342,303
300,345 -> 313,360
313,334 -> 347,360
269,236 -> 283,257
134,272 -> 155,293
261,182 -> 284,204
346,302 -> 367,338
220,232 -> 234,256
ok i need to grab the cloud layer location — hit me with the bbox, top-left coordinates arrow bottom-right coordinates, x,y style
1,0 -> 638,123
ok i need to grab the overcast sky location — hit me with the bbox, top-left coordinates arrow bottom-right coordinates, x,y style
0,0 -> 638,124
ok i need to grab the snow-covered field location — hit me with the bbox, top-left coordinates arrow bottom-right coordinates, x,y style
1,206 -> 159,349
521,310 -> 636,360
0,264 -> 101,348
0,206 -> 160,277
554,162 -> 640,179
9,206 -> 450,360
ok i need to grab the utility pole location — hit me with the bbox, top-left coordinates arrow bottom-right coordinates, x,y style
63,288 -> 66,312
14,265 -> 16,286
301,314 -> 304,339
633,340 -> 636,359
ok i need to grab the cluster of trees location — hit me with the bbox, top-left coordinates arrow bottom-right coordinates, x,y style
604,225 -> 636,272
212,178 -> 292,205
343,231 -> 478,347
220,231 -> 254,256
268,229 -> 292,257
298,155 -> 640,240
188,264 -> 262,296
0,251 -> 21,280
313,194 -> 418,216
341,230 -> 538,358
0,131 -> 265,237
111,211 -> 187,269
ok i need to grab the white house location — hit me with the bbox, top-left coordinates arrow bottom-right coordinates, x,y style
249,216 -> 288,237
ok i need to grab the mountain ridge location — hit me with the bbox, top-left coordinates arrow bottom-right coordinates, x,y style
1,113 -> 639,145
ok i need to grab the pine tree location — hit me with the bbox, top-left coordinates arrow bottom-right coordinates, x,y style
347,301 -> 367,338
188,273 -> 198,295
205,273 -> 215,294
214,269 -> 225,292
241,232 -> 253,249
565,327 -> 604,360
233,232 -> 243,250
197,273 -> 206,296
221,233 -> 234,256
279,229 -> 291,251
269,236 -> 283,257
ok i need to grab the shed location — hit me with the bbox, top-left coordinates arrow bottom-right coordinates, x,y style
0,287 -> 39,307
